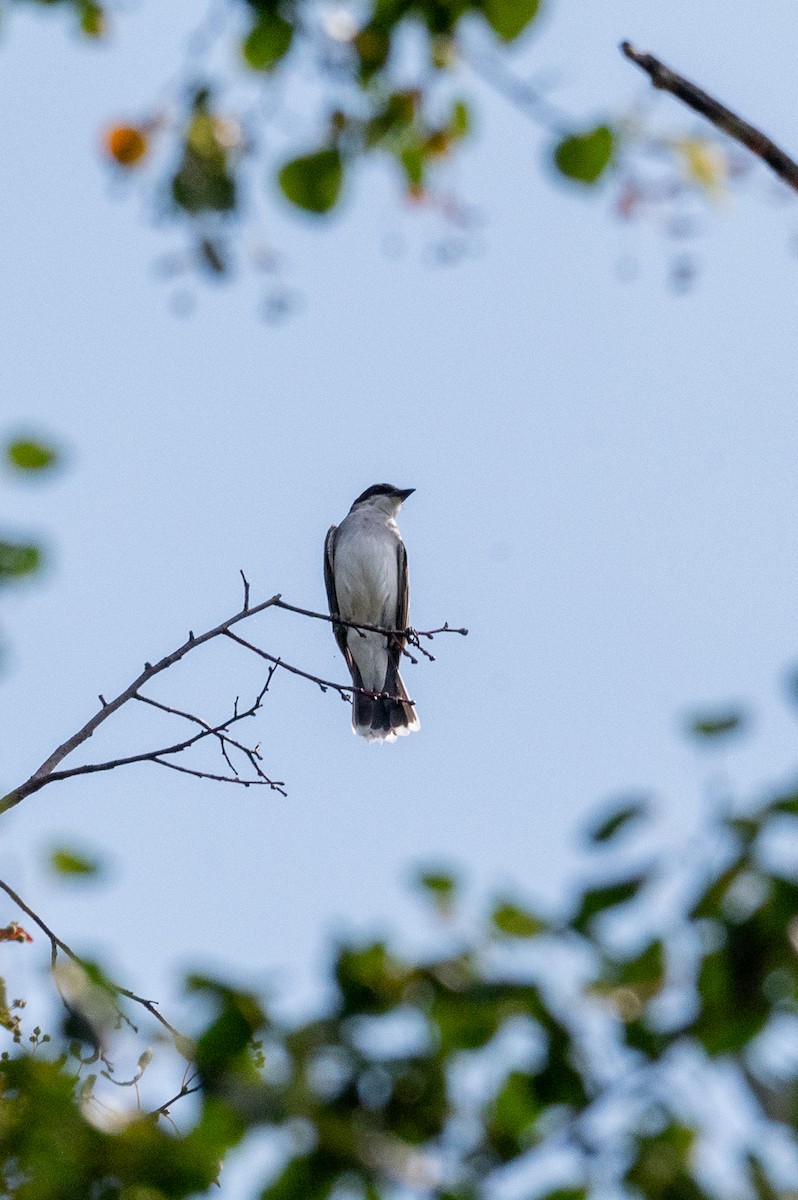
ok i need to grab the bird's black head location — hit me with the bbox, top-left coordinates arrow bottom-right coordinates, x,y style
350,484 -> 415,511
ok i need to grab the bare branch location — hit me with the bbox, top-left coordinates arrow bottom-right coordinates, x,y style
620,41 -> 798,192
0,878 -> 181,1039
0,591 -> 286,813
1,583 -> 464,812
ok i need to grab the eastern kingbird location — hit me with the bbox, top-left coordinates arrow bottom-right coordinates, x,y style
324,484 -> 420,742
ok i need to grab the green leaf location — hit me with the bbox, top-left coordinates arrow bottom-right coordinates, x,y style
242,11 -> 293,71
623,1016 -> 669,1059
381,1056 -> 448,1142
172,94 -> 237,215
188,977 -> 265,1084
687,710 -> 746,739
399,142 -> 425,187
173,164 -> 236,214
262,1154 -> 336,1200
488,1070 -> 542,1159
278,149 -> 344,215
691,922 -> 772,1053
748,1153 -> 780,1200
416,868 -> 458,901
78,0 -> 104,36
432,989 -> 504,1051
767,788 -> 798,816
539,1192 -> 588,1200
608,939 -> 665,998
353,23 -> 391,76
450,98 -> 471,139
689,862 -> 742,920
490,900 -> 545,938
626,1124 -> 701,1200
0,540 -> 41,581
6,439 -> 57,472
554,125 -> 614,184
0,978 -> 18,1035
48,847 -> 102,879
483,0 -> 540,41
334,941 -> 412,1014
415,868 -> 459,914
587,799 -> 647,844
572,874 -> 646,933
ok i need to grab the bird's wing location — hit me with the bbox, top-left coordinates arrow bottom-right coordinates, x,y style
388,538 -> 410,672
324,524 -> 351,662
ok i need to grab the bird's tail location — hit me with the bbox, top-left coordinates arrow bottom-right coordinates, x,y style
352,666 -> 420,742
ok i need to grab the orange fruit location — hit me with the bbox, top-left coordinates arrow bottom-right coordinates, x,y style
105,124 -> 148,167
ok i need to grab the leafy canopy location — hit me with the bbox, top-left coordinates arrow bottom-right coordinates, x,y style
4,742 -> 798,1198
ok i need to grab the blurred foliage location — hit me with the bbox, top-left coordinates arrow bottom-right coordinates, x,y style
1,435 -> 60,591
93,0 -> 547,240
0,540 -> 41,584
553,125 -> 615,185
12,0 -> 745,291
585,797 -> 648,844
1,8 -> 794,1195
47,846 -> 103,879
5,440 -> 57,474
12,0 -> 105,38
687,709 -> 748,740
5,764 -> 798,1197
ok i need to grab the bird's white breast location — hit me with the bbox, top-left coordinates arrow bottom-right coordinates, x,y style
333,509 -> 400,691
333,511 -> 399,626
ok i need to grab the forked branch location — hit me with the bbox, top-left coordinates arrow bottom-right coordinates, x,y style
1,577 -> 467,811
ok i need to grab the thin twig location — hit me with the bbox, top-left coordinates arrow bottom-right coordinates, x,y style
0,879 -> 181,1038
224,630 -> 360,698
133,688 -> 269,771
223,630 -> 418,710
271,596 -> 468,641
152,1078 -> 202,1119
620,41 -> 798,192
154,756 -> 285,794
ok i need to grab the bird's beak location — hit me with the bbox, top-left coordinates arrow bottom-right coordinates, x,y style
397,488 -> 415,501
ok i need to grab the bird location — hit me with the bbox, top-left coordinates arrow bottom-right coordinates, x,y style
324,484 -> 420,742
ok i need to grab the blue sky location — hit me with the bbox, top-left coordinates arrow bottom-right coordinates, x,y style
3,0 -> 798,1172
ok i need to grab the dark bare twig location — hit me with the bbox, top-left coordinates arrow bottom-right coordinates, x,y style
224,629 -> 368,699
151,1076 -> 202,1120
270,596 -> 468,642
154,756 -> 284,793
0,879 -> 181,1039
16,694 -> 284,795
1,584 -> 464,812
133,682 -> 282,791
620,41 -> 798,193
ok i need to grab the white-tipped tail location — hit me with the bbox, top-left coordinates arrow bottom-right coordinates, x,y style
352,671 -> 420,742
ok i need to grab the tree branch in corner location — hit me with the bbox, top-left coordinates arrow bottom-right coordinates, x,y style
621,41 -> 798,193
